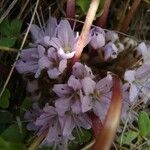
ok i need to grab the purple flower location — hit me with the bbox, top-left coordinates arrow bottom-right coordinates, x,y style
30,17 -> 57,46
24,103 -> 43,131
59,112 -> 91,137
50,20 -> 77,59
103,42 -> 118,61
35,104 -> 73,148
89,27 -> 105,49
38,47 -> 67,79
16,45 -> 45,78
72,62 -> 94,80
53,75 -> 82,114
81,75 -> 112,121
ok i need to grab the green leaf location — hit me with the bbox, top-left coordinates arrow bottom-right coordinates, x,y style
20,97 -> 32,114
10,20 -> 22,35
0,37 -> 17,47
76,0 -> 90,14
0,88 -> 10,108
118,131 -> 139,145
1,124 -> 25,143
138,111 -> 150,136
0,136 -> 25,150
0,20 -> 22,36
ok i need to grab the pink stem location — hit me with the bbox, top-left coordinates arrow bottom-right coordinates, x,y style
93,75 -> 122,150
72,0 -> 100,65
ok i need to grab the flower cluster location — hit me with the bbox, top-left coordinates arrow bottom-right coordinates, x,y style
15,16 -> 150,149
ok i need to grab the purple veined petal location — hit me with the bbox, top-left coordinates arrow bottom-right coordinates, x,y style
89,27 -> 105,49
96,75 -> 112,92
46,17 -> 57,38
47,68 -> 61,79
50,37 -> 62,50
42,36 -> 51,46
136,64 -> 150,80
93,99 -> 109,122
61,114 -> 75,137
77,114 -> 92,129
55,98 -> 71,116
38,56 -> 50,69
53,84 -> 72,97
136,42 -> 148,57
57,20 -> 74,45
124,70 -> 136,83
71,100 -> 82,114
20,48 -> 37,61
84,65 -> 95,79
129,84 -> 139,102
37,45 -> 45,58
47,47 -> 58,60
16,60 -> 38,74
82,77 -> 96,95
59,59 -> 67,73
57,48 -> 75,59
81,95 -> 92,112
68,75 -> 82,91
103,42 -> 118,61
30,24 -> 44,42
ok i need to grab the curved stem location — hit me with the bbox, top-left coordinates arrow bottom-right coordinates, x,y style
93,75 -> 122,150
72,0 -> 100,65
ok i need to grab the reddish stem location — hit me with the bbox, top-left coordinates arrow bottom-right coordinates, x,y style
120,0 -> 141,33
93,75 -> 122,150
95,0 -> 112,28
66,0 -> 75,28
72,0 -> 100,66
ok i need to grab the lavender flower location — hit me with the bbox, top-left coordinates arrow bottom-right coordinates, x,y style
50,20 -> 78,59
35,104 -> 74,148
38,47 -> 67,79
30,17 -> 57,46
54,75 -> 82,114
59,112 -> 91,137
16,45 -> 45,78
72,62 -> 94,80
103,42 -> 118,61
24,103 -> 43,131
81,75 -> 112,121
89,27 -> 105,49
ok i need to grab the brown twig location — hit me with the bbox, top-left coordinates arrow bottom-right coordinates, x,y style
120,0 -> 141,33
93,75 -> 122,150
66,0 -> 75,28
72,0 -> 100,65
95,0 -> 112,28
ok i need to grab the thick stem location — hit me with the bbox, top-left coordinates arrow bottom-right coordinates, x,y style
72,0 -> 100,65
66,0 -> 75,28
93,75 -> 122,150
95,0 -> 112,28
120,0 -> 141,33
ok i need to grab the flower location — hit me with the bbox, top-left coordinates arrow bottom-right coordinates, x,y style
54,75 -> 82,114
89,27 -> 105,49
16,45 -> 45,78
103,42 -> 118,61
81,75 -> 112,121
105,31 -> 119,43
35,104 -> 74,149
24,103 -> 43,131
50,20 -> 77,59
59,112 -> 91,137
30,17 -> 57,46
72,62 -> 94,80
38,47 -> 67,79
